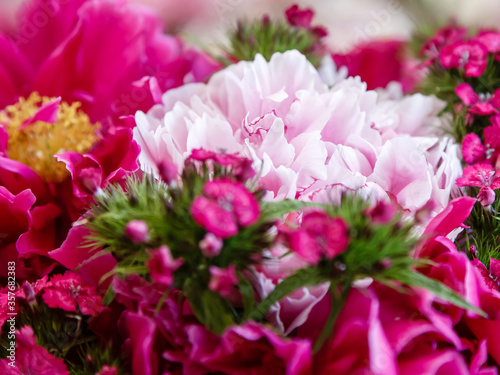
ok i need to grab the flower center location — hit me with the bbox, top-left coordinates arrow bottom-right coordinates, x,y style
0,92 -> 99,183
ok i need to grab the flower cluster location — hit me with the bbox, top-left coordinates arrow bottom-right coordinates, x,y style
3,1 -> 500,374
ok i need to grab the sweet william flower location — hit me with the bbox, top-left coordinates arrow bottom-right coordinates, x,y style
147,245 -> 183,286
456,163 -> 500,206
191,178 -> 259,238
199,232 -> 223,257
455,83 -> 500,115
209,265 -> 239,299
288,212 -> 349,264
42,272 -> 104,316
440,40 -> 489,77
0,325 -> 69,374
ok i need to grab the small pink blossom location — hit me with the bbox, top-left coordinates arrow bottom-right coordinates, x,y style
125,220 -> 149,244
191,178 -> 259,238
289,212 -> 349,264
455,83 -> 500,115
285,4 -> 314,28
0,325 -> 68,374
147,245 -> 183,286
209,265 -> 239,299
457,164 -> 500,207
420,24 -> 468,61
189,148 -> 256,181
42,272 -> 103,316
440,41 -> 489,77
199,232 -> 223,257
462,133 -> 487,165
475,30 -> 500,54
364,201 -> 398,225
96,365 -> 118,375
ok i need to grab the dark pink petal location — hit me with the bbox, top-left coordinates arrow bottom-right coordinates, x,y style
20,97 -> 61,129
285,5 -> 314,28
191,196 -> 238,238
43,288 -> 78,312
323,218 -> 350,259
209,265 -> 239,299
476,31 -> 500,53
0,325 -> 69,374
484,125 -> 500,152
124,312 -> 158,375
455,83 -> 479,106
199,233 -> 223,257
49,223 -> 98,270
472,259 -> 499,291
478,186 -> 496,207
462,133 -> 485,165
489,258 -> 500,281
423,197 -> 476,237
147,245 -> 183,286
289,230 -> 321,264
456,163 -> 495,188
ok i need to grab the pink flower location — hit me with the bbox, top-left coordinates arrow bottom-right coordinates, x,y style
461,126 -> 500,166
189,148 -> 256,181
147,245 -> 183,286
191,178 -> 259,238
165,321 -> 313,375
455,83 -> 500,115
42,272 -> 104,316
208,265 -> 239,299
476,30 -> 500,54
456,163 -> 500,206
285,4 -> 314,28
0,325 -> 68,374
440,41 -> 489,77
96,365 -> 118,375
332,40 -> 419,92
420,24 -> 468,62
125,220 -> 149,244
199,232 -> 223,257
0,0 -> 216,125
288,212 -> 349,264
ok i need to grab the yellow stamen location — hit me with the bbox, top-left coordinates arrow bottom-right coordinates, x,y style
0,92 -> 99,183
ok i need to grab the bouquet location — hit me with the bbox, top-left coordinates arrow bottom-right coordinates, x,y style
1,1 -> 500,374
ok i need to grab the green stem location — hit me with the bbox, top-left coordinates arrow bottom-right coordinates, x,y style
313,281 -> 352,354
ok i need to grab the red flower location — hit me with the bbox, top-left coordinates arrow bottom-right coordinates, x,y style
42,272 -> 103,316
191,178 -> 259,238
146,245 -> 183,286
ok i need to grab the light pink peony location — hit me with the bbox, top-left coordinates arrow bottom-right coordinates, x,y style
134,50 -> 461,219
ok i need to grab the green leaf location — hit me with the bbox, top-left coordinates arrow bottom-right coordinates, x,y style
378,269 -> 487,318
247,267 -> 327,321
184,280 -> 235,334
238,271 -> 256,320
259,200 -> 325,223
